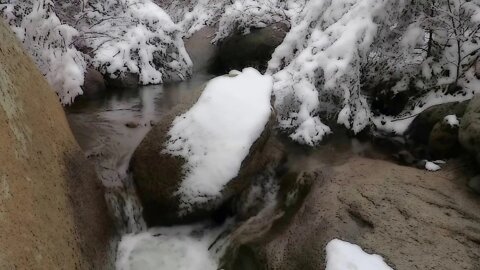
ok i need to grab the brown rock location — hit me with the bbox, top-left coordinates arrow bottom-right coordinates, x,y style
131,80 -> 281,226
265,157 -> 480,269
0,21 -> 113,269
225,157 -> 480,270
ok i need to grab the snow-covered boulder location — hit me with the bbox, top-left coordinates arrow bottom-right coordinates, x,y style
131,68 -> 277,225
210,23 -> 289,74
459,95 -> 480,164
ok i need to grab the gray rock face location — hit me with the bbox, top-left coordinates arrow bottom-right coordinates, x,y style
459,95 -> 480,164
469,175 -> 480,194
105,72 -> 139,90
82,68 -> 106,98
407,101 -> 468,144
226,157 -> 480,270
210,23 -> 289,74
428,117 -> 460,159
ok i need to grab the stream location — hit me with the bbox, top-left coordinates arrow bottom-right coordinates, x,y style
65,28 -> 390,270
66,74 -> 387,269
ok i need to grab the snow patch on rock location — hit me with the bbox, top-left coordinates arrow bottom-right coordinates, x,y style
326,239 -> 393,270
444,115 -> 460,127
165,68 -> 273,208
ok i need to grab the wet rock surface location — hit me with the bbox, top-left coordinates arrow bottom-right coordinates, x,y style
210,23 -> 289,74
83,68 -> 106,98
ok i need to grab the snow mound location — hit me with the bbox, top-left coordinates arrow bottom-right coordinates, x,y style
326,239 -> 393,270
165,68 -> 273,208
116,225 -> 222,270
444,115 -> 460,127
425,161 -> 442,172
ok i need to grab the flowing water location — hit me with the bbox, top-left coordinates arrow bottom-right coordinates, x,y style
66,76 -> 386,269
65,26 -> 391,270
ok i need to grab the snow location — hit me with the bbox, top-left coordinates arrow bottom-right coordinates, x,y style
165,68 -> 273,209
425,161 -> 441,172
81,0 -> 192,84
1,0 -> 192,104
116,224 -> 225,270
444,115 -> 460,127
1,0 -> 86,104
373,90 -> 475,135
326,239 -> 393,270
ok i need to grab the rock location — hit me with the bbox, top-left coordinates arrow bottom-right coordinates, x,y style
210,23 -> 289,74
393,150 -> 417,166
82,68 -> 106,98
227,157 -> 480,270
131,75 -> 282,226
459,95 -> 480,164
469,175 -> 480,194
428,117 -> 460,159
475,59 -> 480,79
125,121 -> 140,128
369,80 -> 411,116
105,72 -> 139,90
184,26 -> 218,73
0,22 -> 113,269
406,100 -> 469,144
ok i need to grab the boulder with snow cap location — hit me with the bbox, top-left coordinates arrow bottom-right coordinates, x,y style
428,115 -> 461,159
459,95 -> 480,165
131,68 -> 281,225
406,100 -> 469,144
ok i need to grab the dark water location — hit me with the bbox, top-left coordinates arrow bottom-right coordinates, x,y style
66,73 -> 214,234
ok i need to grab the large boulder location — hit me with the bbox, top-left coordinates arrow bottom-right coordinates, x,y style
225,157 -> 480,270
0,22 -> 113,269
406,100 -> 469,144
131,69 -> 281,226
459,95 -> 480,164
82,68 -> 106,98
105,72 -> 140,90
210,23 -> 289,74
428,116 -> 461,159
